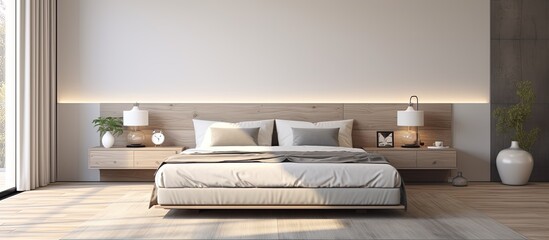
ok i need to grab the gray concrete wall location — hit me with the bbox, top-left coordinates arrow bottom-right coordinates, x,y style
491,0 -> 549,181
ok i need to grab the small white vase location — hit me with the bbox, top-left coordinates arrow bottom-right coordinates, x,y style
496,141 -> 533,185
101,131 -> 115,148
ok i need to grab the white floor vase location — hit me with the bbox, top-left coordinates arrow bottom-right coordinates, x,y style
496,141 -> 533,185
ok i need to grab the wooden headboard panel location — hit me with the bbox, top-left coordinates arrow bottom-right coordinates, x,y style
100,103 -> 452,148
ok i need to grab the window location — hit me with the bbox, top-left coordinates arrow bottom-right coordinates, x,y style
0,0 -> 14,198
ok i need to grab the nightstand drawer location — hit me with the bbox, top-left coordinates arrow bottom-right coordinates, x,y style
89,151 -> 134,169
417,151 -> 456,168
378,151 -> 417,168
134,150 -> 178,169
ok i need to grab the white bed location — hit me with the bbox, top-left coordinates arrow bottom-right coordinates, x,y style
153,146 -> 406,209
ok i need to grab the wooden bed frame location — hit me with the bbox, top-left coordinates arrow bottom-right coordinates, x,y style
156,205 -> 406,210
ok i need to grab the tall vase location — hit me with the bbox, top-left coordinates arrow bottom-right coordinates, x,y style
496,141 -> 533,185
102,131 -> 115,148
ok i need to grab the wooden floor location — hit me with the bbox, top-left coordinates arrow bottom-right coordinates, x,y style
0,182 -> 546,239
411,183 -> 549,240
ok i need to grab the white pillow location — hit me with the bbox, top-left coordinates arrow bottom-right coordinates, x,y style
193,119 -> 274,147
275,119 -> 354,148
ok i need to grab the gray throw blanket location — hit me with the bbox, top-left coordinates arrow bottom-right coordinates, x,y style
149,151 -> 393,208
163,151 -> 389,164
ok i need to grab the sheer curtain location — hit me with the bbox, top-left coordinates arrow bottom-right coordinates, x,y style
15,0 -> 57,191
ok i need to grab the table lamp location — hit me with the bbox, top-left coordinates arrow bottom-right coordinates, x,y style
397,95 -> 424,148
123,103 -> 149,147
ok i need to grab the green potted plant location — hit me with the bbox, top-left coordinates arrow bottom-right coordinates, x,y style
92,117 -> 124,148
493,80 -> 540,185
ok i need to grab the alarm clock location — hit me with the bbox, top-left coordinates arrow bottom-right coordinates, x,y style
152,129 -> 165,146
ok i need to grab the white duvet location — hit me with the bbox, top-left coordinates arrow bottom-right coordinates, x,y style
155,146 -> 401,189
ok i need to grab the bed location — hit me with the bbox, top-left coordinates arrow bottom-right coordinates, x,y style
150,145 -> 407,210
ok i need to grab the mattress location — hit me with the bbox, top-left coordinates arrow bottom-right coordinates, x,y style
155,146 -> 402,189
158,188 -> 402,206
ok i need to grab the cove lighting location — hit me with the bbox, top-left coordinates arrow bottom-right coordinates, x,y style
57,97 -> 489,104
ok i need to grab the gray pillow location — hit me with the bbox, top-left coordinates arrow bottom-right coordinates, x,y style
292,128 -> 340,146
210,127 -> 260,146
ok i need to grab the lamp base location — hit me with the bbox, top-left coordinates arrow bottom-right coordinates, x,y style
401,144 -> 421,148
126,144 -> 146,148
127,128 -> 146,148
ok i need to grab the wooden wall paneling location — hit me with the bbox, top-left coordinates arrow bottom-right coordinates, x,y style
421,104 -> 453,130
142,104 -> 196,130
344,104 -> 402,131
269,103 -> 343,121
351,130 -> 377,148
190,104 -> 344,122
101,103 -> 344,129
344,104 -> 452,131
101,103 -> 451,149
111,131 -> 128,147
185,103 -> 339,123
161,130 -> 196,148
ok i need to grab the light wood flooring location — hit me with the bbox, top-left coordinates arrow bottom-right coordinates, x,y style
0,182 -> 546,239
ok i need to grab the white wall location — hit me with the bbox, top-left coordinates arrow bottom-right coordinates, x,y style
56,0 -> 492,181
58,0 -> 490,103
453,104 -> 491,181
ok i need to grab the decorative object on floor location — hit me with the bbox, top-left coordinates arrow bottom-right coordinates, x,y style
493,80 -> 539,185
496,141 -> 533,185
123,103 -> 149,148
92,117 -> 124,148
452,171 -> 468,187
397,95 -> 424,148
152,129 -> 165,146
376,131 -> 394,148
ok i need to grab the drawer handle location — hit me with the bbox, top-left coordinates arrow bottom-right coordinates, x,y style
432,160 -> 437,165
113,161 -> 117,164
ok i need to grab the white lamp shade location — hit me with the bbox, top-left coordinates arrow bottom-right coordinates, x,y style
123,106 -> 149,126
397,106 -> 424,126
